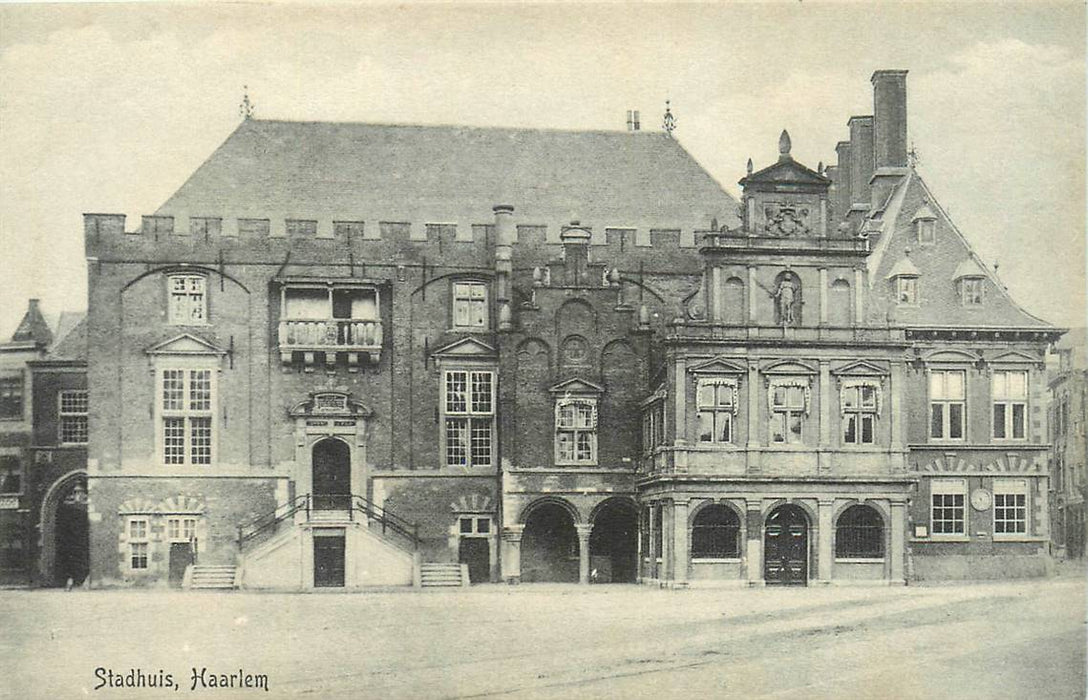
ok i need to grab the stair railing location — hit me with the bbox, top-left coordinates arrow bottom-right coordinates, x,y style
351,495 -> 420,548
237,494 -> 311,548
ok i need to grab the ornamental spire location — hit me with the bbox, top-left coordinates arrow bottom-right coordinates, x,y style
662,99 -> 676,137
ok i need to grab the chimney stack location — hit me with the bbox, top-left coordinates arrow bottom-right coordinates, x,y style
847,115 -> 874,211
871,70 -> 909,169
833,140 -> 853,227
493,205 -> 515,329
626,110 -> 641,131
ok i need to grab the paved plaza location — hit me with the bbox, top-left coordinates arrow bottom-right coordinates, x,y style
1,576 -> 1084,699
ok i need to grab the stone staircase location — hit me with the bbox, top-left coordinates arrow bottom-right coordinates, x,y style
418,562 -> 469,588
187,564 -> 238,590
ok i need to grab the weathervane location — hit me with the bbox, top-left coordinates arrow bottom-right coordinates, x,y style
662,99 -> 676,136
239,85 -> 255,120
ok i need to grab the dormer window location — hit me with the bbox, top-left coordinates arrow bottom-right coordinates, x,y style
960,277 -> 984,306
896,276 -> 918,305
913,202 -> 937,245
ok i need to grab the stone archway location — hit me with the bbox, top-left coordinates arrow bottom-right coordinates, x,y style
312,438 -> 351,510
521,500 -> 579,583
589,498 -> 638,583
39,471 -> 89,587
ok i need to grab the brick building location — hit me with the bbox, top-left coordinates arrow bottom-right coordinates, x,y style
0,300 -> 88,587
1049,329 -> 1086,559
82,70 -> 1062,589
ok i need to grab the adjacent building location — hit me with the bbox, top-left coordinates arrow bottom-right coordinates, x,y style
1049,329 -> 1086,559
81,69 -> 1063,589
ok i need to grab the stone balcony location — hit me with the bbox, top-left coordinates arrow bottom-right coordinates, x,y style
278,318 -> 382,366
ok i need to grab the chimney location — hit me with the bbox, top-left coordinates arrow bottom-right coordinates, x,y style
833,140 -> 852,227
870,70 -> 910,209
847,116 -> 874,211
626,110 -> 641,131
871,70 -> 909,169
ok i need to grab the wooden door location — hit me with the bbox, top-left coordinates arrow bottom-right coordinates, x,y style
314,535 -> 346,587
764,506 -> 808,586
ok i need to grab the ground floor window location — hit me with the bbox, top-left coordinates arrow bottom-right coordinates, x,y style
993,480 -> 1028,537
835,505 -> 884,558
128,518 -> 149,570
691,505 -> 740,558
931,479 -> 967,536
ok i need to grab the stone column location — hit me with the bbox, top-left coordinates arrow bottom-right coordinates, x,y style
747,360 -> 761,474
501,525 -> 523,584
746,501 -> 764,585
747,266 -> 758,322
889,362 -> 904,453
673,499 -> 690,587
576,524 -> 592,584
854,268 -> 864,324
817,499 -> 834,584
819,362 -> 832,449
661,502 -> 674,582
647,502 -> 658,580
889,501 -> 906,584
711,266 -> 722,323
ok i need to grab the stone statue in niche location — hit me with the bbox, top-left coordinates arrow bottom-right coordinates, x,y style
763,202 -> 811,237
768,271 -> 802,327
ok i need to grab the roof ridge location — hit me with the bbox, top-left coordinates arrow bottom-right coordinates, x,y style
246,118 -> 670,137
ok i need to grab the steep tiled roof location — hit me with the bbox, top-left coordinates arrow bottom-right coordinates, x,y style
46,314 -> 87,361
867,172 -> 1052,328
156,119 -> 739,231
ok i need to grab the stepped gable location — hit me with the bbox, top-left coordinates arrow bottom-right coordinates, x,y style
155,119 -> 739,231
866,170 -> 1052,329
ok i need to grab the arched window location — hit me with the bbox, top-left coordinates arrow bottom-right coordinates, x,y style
723,277 -> 745,325
835,505 -> 884,558
691,505 -> 741,558
828,278 -> 851,327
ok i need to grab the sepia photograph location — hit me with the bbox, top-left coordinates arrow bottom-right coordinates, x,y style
0,1 -> 1085,697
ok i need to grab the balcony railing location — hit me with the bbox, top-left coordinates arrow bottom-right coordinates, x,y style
278,318 -> 382,363
700,231 -> 869,254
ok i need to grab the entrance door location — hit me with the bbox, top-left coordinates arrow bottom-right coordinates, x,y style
314,534 -> 346,587
458,539 -> 490,584
764,504 -> 808,586
312,439 -> 351,510
168,543 -> 193,588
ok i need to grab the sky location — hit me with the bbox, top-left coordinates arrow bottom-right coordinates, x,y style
0,2 -> 1084,336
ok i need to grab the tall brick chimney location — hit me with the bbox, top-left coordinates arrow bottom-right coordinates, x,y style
833,140 -> 853,228
869,70 -> 911,210
493,205 -> 515,330
871,70 -> 909,169
847,116 -> 874,211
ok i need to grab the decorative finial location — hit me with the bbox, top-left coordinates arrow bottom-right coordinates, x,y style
239,85 -> 254,120
778,129 -> 792,158
817,161 -> 824,174
746,158 -> 753,175
993,261 -> 1000,274
908,141 -> 920,167
662,99 -> 676,136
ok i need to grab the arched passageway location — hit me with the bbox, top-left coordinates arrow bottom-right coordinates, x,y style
589,500 -> 638,583
41,473 -> 89,586
521,502 -> 578,583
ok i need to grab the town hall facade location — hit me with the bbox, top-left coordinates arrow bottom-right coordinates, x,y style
79,70 -> 1061,589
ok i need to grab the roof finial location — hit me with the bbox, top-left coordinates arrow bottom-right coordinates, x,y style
239,85 -> 255,120
778,129 -> 792,159
746,158 -> 753,175
817,161 -> 824,174
908,141 -> 920,167
662,99 -> 676,137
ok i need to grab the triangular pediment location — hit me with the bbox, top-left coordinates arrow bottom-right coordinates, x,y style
923,349 -> 980,363
549,377 -> 605,395
146,333 -> 226,356
831,360 -> 890,377
761,359 -> 817,375
432,337 -> 497,358
739,158 -> 830,187
688,357 -> 748,375
991,350 -> 1039,364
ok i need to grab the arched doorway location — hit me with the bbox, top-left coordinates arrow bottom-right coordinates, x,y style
764,504 -> 808,586
521,501 -> 578,583
40,472 -> 89,587
312,439 -> 351,510
589,499 -> 638,583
